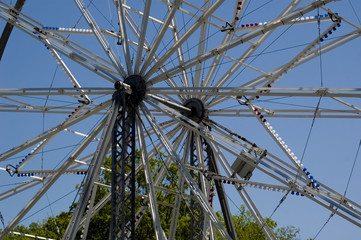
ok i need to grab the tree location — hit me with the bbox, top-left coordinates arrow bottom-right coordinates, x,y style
3,154 -> 302,239
230,205 -> 300,240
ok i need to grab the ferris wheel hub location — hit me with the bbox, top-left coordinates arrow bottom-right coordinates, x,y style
183,98 -> 207,123
115,75 -> 146,106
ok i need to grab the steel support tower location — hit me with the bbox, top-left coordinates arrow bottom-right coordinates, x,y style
189,133 -> 204,240
110,90 -> 137,239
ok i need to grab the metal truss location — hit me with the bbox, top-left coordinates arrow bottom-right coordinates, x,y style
146,95 -> 361,228
110,90 -> 137,240
189,133 -> 205,240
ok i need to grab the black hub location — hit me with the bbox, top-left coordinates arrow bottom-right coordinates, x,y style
114,75 -> 146,106
183,98 -> 207,123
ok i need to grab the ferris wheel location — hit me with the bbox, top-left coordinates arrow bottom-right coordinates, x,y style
0,0 -> 360,239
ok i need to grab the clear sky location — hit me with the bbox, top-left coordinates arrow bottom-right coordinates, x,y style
0,1 -> 360,239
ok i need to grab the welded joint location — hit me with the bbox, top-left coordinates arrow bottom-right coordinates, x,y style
315,89 -> 328,96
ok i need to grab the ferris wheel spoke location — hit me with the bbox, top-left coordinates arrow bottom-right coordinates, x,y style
44,39 -> 92,104
285,32 -> 361,84
205,141 -> 277,239
0,3 -> 124,83
134,0 -> 152,74
210,117 -> 361,226
150,128 -> 185,166
202,0 -> 303,103
200,33 -> 234,89
145,0 -> 225,80
50,38 -> 118,78
209,139 -> 361,228
136,115 -> 166,240
0,95 -> 46,113
143,126 -> 189,237
201,30 -> 275,101
295,30 -> 361,68
206,85 -> 361,112
79,184 -> 99,240
168,130 -> 191,240
64,98 -> 120,240
147,86 -> 361,119
78,191 -> 111,233
147,127 -> 189,238
146,32 -> 266,87
140,102 -> 231,240
44,37 -> 120,83
0,100 -> 110,162
146,96 -> 333,199
234,13 -> 337,32
74,0 -> 127,78
194,1 -> 247,87
0,104 -> 103,115
166,0 -> 191,92
147,93 -> 191,115
149,99 -> 307,192
208,108 -> 361,119
154,93 -> 184,108
239,100 -> 360,186
200,43 -> 266,94
147,0 -> 329,87
0,178 -> 43,201
199,0 -> 255,89
202,23 -> 273,92
0,114 -> 108,239
124,118 -> 183,179
139,0 -> 182,76
241,187 -> 277,239
292,178 -> 361,226
160,0 -> 233,28
12,135 -> 55,173
241,22 -> 342,91
149,86 -> 361,97
123,2 -> 171,28
0,100 -> 94,120
238,31 -> 361,90
124,10 -> 186,101
114,0 -> 133,75
150,126 -> 187,189
207,98 -> 361,119
206,119 -> 300,177
205,121 -> 355,211
145,95 -> 294,188
251,104 -> 309,177
0,87 -> 114,97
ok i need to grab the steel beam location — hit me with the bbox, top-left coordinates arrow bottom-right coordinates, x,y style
63,99 -> 118,240
141,102 -> 231,240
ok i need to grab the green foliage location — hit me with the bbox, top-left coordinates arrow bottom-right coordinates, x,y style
4,212 -> 71,240
3,154 -> 302,240
230,205 -> 300,240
